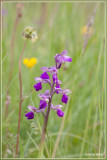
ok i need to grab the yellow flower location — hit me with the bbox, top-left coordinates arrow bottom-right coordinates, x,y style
81,26 -> 93,35
81,26 -> 87,35
23,58 -> 29,65
23,58 -> 38,68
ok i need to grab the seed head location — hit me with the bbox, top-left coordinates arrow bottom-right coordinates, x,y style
22,26 -> 38,42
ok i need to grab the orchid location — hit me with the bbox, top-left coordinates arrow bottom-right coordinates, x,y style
25,50 -> 72,147
25,50 -> 72,119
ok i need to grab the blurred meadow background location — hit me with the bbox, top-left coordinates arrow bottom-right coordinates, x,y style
2,2 -> 105,158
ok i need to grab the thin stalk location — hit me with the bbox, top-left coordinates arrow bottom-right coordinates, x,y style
13,144 -> 15,158
40,98 -> 51,146
82,6 -> 97,55
29,95 -> 50,157
52,95 -> 71,158
16,40 -> 27,157
4,12 -> 21,157
39,83 -> 54,157
9,16 -> 20,82
5,12 -> 21,118
49,4 -> 59,29
39,3 -> 48,27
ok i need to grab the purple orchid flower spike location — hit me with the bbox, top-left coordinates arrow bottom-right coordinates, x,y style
25,50 -> 72,147
54,50 -> 72,69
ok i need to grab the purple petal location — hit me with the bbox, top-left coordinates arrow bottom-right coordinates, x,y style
57,80 -> 62,84
36,109 -> 45,113
34,82 -> 42,91
53,74 -> 57,83
38,91 -> 50,102
42,79 -> 52,85
40,90 -> 51,99
35,77 -> 51,85
35,77 -> 43,82
63,56 -> 72,62
61,94 -> 68,104
55,55 -> 63,69
58,89 -> 71,95
28,106 -> 37,112
55,82 -> 60,88
41,67 -> 49,72
61,50 -> 68,56
25,111 -> 34,120
27,105 -> 45,113
45,90 -> 50,95
54,87 -> 61,94
55,81 -> 61,94
39,100 -> 47,109
54,50 -> 72,69
40,72 -> 49,79
56,56 -> 63,63
57,109 -> 64,117
57,62 -> 62,69
52,105 -> 63,111
56,61 -> 62,69
41,67 -> 58,74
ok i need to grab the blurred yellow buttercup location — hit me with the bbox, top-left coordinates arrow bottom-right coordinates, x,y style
23,58 -> 38,68
81,25 -> 93,35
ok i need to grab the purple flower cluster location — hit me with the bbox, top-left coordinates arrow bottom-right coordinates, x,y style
25,50 -> 72,120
